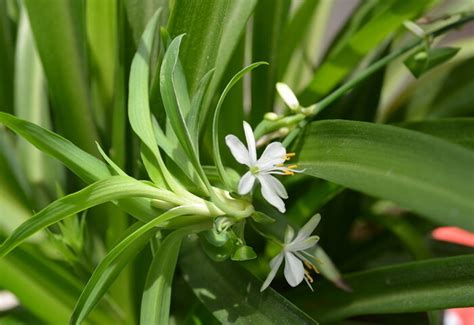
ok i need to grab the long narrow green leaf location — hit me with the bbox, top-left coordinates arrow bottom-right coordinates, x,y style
160,35 -> 208,191
0,176 -> 172,257
368,211 -> 431,260
70,223 -> 155,325
212,62 -> 268,190
201,0 -> 257,124
0,0 -> 14,114
400,118 -> 474,150
14,7 -> 61,205
123,0 -> 166,46
152,117 -> 204,191
188,68 -> 214,150
128,9 -> 161,155
140,226 -> 205,324
86,0 -> 118,136
128,9 -> 166,186
167,0 -> 229,96
70,206 -> 209,325
277,0 -> 320,79
251,0 -> 290,124
0,112 -> 110,183
0,112 -> 160,223
0,245 -> 112,324
291,255 -> 474,322
300,0 -> 430,103
24,0 -> 98,153
298,120 -> 474,231
180,240 -> 318,324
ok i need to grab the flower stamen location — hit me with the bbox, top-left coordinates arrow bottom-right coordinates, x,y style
285,152 -> 296,160
304,260 -> 320,274
304,269 -> 314,284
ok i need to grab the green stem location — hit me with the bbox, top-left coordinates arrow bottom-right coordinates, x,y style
282,12 -> 474,147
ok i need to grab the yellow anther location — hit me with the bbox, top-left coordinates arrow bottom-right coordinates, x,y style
285,152 -> 296,160
304,260 -> 320,274
283,169 -> 294,176
304,270 -> 314,283
287,164 -> 298,169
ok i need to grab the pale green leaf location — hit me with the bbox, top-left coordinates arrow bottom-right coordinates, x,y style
0,176 -> 171,257
23,0 -> 98,153
0,245 -> 112,324
0,112 -> 159,223
301,0 -> 430,103
140,226 -> 198,324
70,206 -> 209,324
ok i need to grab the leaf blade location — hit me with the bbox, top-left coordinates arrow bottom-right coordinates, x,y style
0,176 -> 168,257
70,206 -> 208,324
292,255 -> 474,322
180,240 -> 318,324
298,120 -> 474,231
24,0 -> 98,153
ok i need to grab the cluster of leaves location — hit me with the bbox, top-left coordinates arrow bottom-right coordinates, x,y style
0,0 -> 473,324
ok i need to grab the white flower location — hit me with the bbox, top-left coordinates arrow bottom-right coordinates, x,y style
225,121 -> 301,213
260,214 -> 321,292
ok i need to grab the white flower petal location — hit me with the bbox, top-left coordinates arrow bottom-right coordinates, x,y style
266,175 -> 287,198
283,252 -> 305,287
260,253 -> 284,292
238,171 -> 256,195
276,82 -> 299,111
258,174 -> 286,213
258,142 -> 286,170
225,134 -> 251,166
243,121 -> 257,164
286,236 -> 319,252
294,214 -> 321,242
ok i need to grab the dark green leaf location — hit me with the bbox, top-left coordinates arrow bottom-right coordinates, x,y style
0,0 -> 14,114
180,240 -> 318,324
400,118 -> 474,151
251,0 -> 291,123
201,0 -> 257,124
167,0 -> 229,96
298,120 -> 474,231
291,255 -> 474,322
